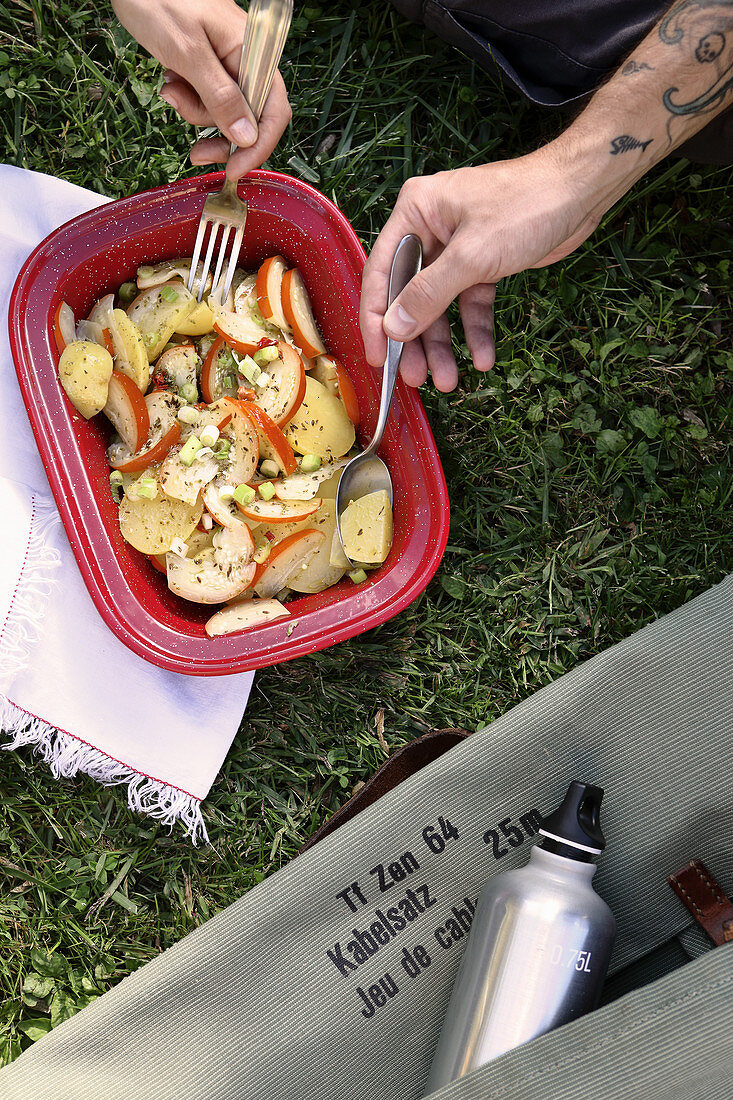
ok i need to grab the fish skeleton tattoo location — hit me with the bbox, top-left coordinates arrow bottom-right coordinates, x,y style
610,134 -> 654,154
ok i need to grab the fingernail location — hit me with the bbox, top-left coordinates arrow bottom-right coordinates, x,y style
162,72 -> 175,84
159,89 -> 179,111
384,303 -> 417,339
230,117 -> 257,147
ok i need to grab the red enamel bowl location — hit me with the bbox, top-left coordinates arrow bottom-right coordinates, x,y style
9,171 -> 449,675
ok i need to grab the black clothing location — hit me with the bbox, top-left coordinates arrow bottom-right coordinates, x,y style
390,0 -> 732,162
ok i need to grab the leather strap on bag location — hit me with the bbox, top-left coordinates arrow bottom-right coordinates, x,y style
300,728 -> 470,852
668,858 -> 733,946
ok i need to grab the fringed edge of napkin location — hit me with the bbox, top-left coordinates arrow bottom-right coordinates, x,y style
0,494 -> 209,845
1,699 -> 209,845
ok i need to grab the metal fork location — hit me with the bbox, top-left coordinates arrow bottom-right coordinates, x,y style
187,0 -> 293,306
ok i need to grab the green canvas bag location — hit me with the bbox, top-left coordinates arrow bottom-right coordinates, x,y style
2,574 -> 732,1099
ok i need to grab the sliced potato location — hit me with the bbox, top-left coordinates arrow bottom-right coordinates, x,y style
176,299 -> 215,336
339,489 -> 393,565
119,473 -> 202,554
205,598 -> 289,637
58,340 -> 113,419
111,309 -> 149,391
288,500 -> 347,593
284,376 -> 355,460
127,283 -> 196,361
329,524 -> 351,569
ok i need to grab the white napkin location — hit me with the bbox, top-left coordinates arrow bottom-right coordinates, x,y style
0,165 -> 254,843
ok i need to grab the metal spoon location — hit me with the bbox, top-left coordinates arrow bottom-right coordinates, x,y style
336,233 -> 423,567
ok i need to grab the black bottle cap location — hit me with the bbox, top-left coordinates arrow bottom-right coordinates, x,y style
539,781 -> 606,856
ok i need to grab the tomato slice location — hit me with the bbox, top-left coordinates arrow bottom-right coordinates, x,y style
333,359 -> 360,427
227,398 -> 297,475
102,327 -> 115,358
110,422 -> 181,472
201,335 -> 238,405
237,497 -> 321,524
249,529 -> 320,589
255,255 -> 290,331
281,268 -> 326,358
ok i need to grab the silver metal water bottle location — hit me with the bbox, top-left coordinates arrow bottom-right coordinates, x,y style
425,782 -> 616,1094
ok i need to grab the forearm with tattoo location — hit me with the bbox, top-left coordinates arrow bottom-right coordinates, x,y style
550,1 -> 733,219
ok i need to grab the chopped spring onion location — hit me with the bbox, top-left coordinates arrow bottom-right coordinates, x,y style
300,454 -> 322,473
169,537 -> 188,557
179,382 -> 198,404
195,446 -> 214,460
212,437 -> 231,462
179,435 -> 203,466
136,477 -> 157,500
109,470 -> 124,501
218,484 -> 236,502
260,459 -> 280,480
201,513 -> 213,531
349,569 -> 368,584
118,281 -> 137,305
234,352 -> 270,388
233,484 -> 256,506
223,373 -> 238,391
257,481 -> 276,501
235,353 -> 260,385
143,332 -> 157,348
199,424 -> 220,448
254,345 -> 280,366
177,405 -> 200,425
160,285 -> 179,303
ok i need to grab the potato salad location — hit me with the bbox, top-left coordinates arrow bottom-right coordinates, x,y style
54,256 -> 393,636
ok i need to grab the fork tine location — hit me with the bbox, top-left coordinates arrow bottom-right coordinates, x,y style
217,225 -> 244,306
198,221 -> 221,303
187,217 -> 208,298
210,223 -> 233,305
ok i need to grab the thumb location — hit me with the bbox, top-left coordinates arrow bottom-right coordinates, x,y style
383,241 -> 476,342
195,47 -> 259,150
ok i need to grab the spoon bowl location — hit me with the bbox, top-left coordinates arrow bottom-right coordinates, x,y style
336,233 -> 423,568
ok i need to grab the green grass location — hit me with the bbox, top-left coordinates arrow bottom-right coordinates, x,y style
1,0 -> 732,1065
